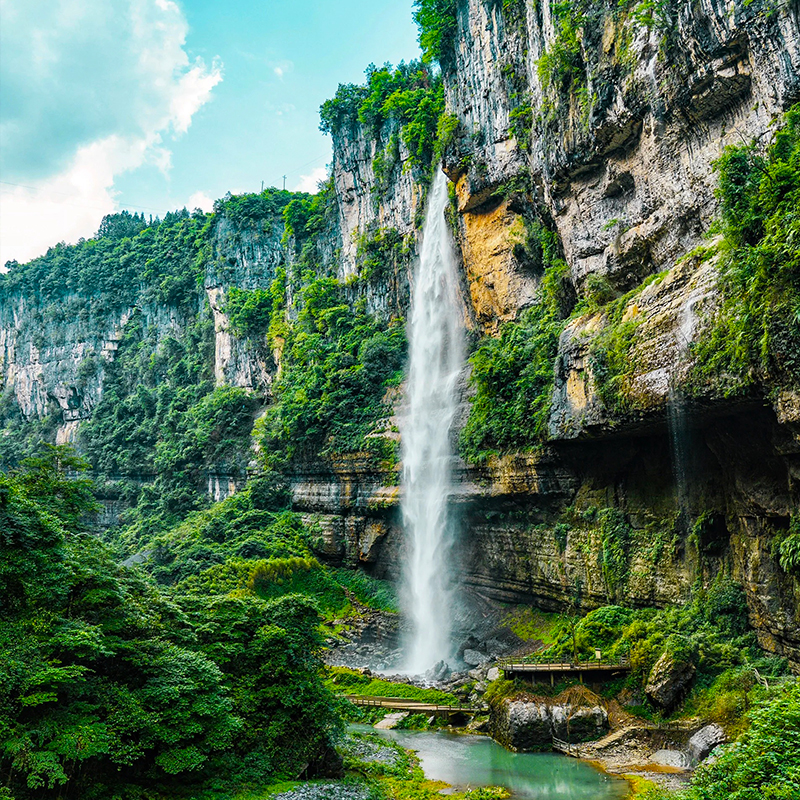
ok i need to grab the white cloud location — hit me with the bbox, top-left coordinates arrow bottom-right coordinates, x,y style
187,190 -> 214,212
271,60 -> 293,81
0,0 -> 222,266
292,167 -> 329,194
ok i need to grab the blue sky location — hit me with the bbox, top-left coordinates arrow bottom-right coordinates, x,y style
0,0 -> 420,266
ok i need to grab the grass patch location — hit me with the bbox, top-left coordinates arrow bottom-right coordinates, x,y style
327,667 -> 459,706
500,607 -> 569,645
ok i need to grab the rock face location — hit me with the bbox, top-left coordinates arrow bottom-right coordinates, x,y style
463,649 -> 491,667
0,210 -> 283,447
492,695 -> 609,750
443,0 -> 800,301
646,652 -> 697,710
687,723 -> 726,764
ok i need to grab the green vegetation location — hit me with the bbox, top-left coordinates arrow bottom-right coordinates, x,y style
225,288 -> 274,338
79,310 -> 258,531
535,579 -> 787,725
0,209 -> 209,315
412,0 -> 458,65
501,607 -> 570,646
690,104 -> 800,397
460,223 -> 572,462
320,62 -> 444,174
536,1 -> 586,97
355,227 -> 411,285
255,276 -> 406,467
0,447 -> 340,799
328,667 -> 459,706
638,681 -> 800,800
777,515 -> 800,575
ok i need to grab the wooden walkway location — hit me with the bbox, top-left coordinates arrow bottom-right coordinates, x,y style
498,658 -> 631,684
552,737 -> 581,757
345,695 -> 487,714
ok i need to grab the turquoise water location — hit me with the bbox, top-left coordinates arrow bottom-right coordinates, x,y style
352,725 -> 630,799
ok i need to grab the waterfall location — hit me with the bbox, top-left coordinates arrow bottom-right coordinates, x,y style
401,170 -> 464,675
667,290 -> 705,518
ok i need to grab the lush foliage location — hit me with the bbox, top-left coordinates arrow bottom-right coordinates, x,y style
0,448 -> 340,798
641,681 -> 800,800
328,668 -> 458,706
412,0 -> 458,64
320,62 -> 444,173
536,578 -> 786,722
213,189 -> 299,227
460,225 -> 572,463
79,312 -> 258,531
225,288 -> 274,338
690,104 -> 800,395
256,276 -> 406,466
0,209 -> 210,314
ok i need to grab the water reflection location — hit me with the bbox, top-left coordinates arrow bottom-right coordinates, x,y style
352,726 -> 629,799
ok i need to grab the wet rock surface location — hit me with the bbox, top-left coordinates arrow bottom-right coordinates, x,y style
491,687 -> 611,750
687,723 -> 726,764
646,653 -> 696,711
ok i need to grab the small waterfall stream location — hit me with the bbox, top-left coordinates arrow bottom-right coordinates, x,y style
667,290 -> 705,518
401,170 -> 464,675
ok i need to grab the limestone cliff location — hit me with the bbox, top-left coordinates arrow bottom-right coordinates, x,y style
1,0 -> 798,670
290,0 -> 800,668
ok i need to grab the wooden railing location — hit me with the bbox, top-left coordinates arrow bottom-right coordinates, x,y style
552,737 -> 580,756
344,695 -> 487,713
498,657 -> 631,672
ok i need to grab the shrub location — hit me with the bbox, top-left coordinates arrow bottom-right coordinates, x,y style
256,275 -> 406,466
460,248 -> 571,463
690,104 -> 800,397
413,0 -> 458,64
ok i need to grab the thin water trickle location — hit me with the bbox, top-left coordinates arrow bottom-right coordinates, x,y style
401,170 -> 464,675
667,291 -> 704,518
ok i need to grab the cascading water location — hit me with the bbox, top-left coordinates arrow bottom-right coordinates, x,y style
667,290 -> 705,517
401,169 -> 464,675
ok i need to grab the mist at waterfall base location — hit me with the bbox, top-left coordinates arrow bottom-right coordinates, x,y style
400,170 -> 464,676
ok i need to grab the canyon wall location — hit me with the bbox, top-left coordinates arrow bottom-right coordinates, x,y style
1,0 -> 798,666
295,0 -> 800,668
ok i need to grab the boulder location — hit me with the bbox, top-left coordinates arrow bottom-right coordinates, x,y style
463,649 -> 490,667
552,705 -> 609,742
468,715 -> 490,732
688,723 -> 726,764
486,666 -> 501,682
492,698 -> 609,750
646,652 -> 695,710
497,701 -> 554,750
426,659 -> 451,682
457,636 -> 480,657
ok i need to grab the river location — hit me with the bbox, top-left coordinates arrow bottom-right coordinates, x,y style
352,725 -> 630,799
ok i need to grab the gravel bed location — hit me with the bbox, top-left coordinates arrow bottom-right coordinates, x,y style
273,783 -> 373,800
340,734 -> 402,767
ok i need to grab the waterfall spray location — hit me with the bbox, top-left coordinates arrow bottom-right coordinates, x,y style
401,170 -> 464,675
